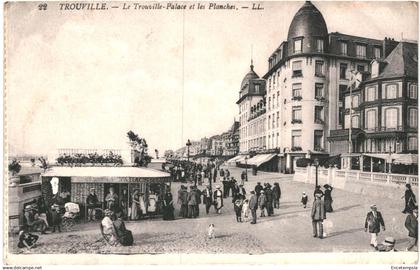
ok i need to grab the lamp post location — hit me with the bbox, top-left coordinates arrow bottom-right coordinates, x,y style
186,139 -> 191,162
245,156 -> 248,182
314,158 -> 319,189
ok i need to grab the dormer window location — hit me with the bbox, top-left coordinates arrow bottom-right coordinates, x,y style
340,41 -> 348,56
255,84 -> 260,94
356,44 -> 367,58
374,47 -> 381,59
293,38 -> 303,54
316,39 -> 324,53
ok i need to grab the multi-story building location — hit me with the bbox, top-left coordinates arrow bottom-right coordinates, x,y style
329,41 -> 418,172
261,1 -> 407,173
237,61 -> 267,153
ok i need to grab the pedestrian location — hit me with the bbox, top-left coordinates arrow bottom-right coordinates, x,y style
187,186 -> 198,218
265,184 -> 274,216
121,189 -> 129,220
258,190 -> 267,217
24,205 -> 48,234
314,185 -> 324,198
402,184 -> 417,214
311,193 -> 326,239
113,211 -> 133,246
364,204 -> 386,249
323,184 -> 333,212
301,192 -> 308,208
50,204 -> 61,233
242,199 -> 250,222
222,177 -> 228,198
194,186 -> 202,217
17,229 -> 39,249
405,208 -> 418,251
162,189 -> 175,220
105,187 -> 118,211
234,198 -> 243,222
213,185 -> 224,214
241,171 -> 246,185
254,182 -> 263,198
202,185 -> 213,214
249,191 -> 258,224
179,186 -> 189,218
213,167 -> 217,183
226,169 -> 230,178
219,168 -> 225,178
238,184 -> 246,200
130,189 -> 140,220
272,182 -> 281,209
101,209 -> 118,246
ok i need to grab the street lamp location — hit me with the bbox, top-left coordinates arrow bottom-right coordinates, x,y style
245,156 -> 248,182
186,139 -> 191,162
314,158 -> 319,189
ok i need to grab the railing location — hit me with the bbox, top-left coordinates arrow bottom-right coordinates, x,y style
58,148 -> 122,155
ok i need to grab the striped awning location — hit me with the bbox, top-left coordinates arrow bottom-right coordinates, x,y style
246,154 -> 277,167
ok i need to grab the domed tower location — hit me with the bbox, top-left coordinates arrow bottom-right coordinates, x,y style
287,1 -> 328,55
237,61 -> 266,153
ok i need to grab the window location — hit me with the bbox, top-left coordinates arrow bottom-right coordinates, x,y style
268,79 -> 272,91
408,137 -> 418,151
356,44 -> 366,58
292,83 -> 302,97
385,108 -> 398,129
276,112 -> 279,128
352,115 -> 360,128
315,106 -> 323,122
314,130 -> 323,149
292,130 -> 302,148
255,84 -> 260,93
366,87 -> 377,101
292,61 -> 302,77
340,41 -> 347,55
352,95 -> 359,107
366,110 -> 377,130
315,83 -> 324,98
315,61 -> 324,76
374,47 -> 381,59
357,65 -> 365,72
268,97 -> 271,111
339,107 -> 344,125
293,38 -> 303,53
272,94 -> 275,109
340,63 -> 347,79
273,75 -> 276,88
292,106 -> 302,121
339,84 -> 347,101
345,95 -> 351,109
268,115 -> 271,129
385,84 -> 398,99
272,113 -> 275,128
409,84 -> 418,99
277,92 -> 280,106
409,108 -> 418,128
316,39 -> 324,52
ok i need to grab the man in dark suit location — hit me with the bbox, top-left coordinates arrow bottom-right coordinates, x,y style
249,191 -> 258,224
202,185 -> 213,214
364,204 -> 385,249
311,193 -> 326,239
405,208 -> 418,251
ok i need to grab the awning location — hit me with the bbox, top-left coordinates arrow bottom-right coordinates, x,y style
235,155 -> 249,163
42,166 -> 171,184
226,155 -> 243,164
392,154 -> 418,165
246,154 -> 277,167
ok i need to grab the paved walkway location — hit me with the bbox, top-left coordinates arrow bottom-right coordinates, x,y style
9,166 -> 417,254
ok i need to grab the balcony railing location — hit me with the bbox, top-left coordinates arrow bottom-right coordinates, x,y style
365,126 -> 404,132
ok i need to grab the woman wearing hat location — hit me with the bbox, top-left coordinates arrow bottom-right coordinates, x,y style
402,184 -> 417,214
131,189 -> 140,220
364,204 -> 385,249
323,184 -> 333,213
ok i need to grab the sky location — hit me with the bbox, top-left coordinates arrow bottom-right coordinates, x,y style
6,1 -> 418,156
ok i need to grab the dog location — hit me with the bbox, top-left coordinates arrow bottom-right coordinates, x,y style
208,224 -> 215,239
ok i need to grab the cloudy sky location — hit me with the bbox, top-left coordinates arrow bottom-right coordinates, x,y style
6,1 -> 418,156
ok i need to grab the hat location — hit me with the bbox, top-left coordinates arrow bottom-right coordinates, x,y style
315,193 -> 322,198
370,204 -> 377,210
24,205 -> 32,211
250,191 -> 255,194
257,182 -> 261,184
302,192 -> 306,195
216,185 -> 221,189
104,209 -> 114,216
90,187 -> 95,191
260,190 -> 265,193
406,183 -> 412,189
383,237 -> 395,246
51,203 -> 59,208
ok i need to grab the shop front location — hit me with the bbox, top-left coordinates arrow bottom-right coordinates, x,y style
42,166 -> 172,221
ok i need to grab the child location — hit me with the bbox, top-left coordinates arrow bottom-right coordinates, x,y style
17,230 -> 39,249
234,199 -> 243,222
301,192 -> 308,208
50,204 -> 62,233
208,224 -> 215,239
241,199 -> 250,222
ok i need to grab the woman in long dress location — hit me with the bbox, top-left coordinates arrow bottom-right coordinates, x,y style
402,184 -> 417,214
323,184 -> 333,212
130,189 -> 139,220
148,192 -> 158,215
162,191 -> 175,220
139,192 -> 147,218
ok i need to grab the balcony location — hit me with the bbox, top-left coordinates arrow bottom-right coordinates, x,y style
314,119 -> 324,125
315,96 -> 326,102
365,126 -> 404,133
291,96 -> 302,101
291,119 -> 302,124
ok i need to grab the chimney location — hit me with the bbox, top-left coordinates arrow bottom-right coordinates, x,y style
383,37 -> 399,58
